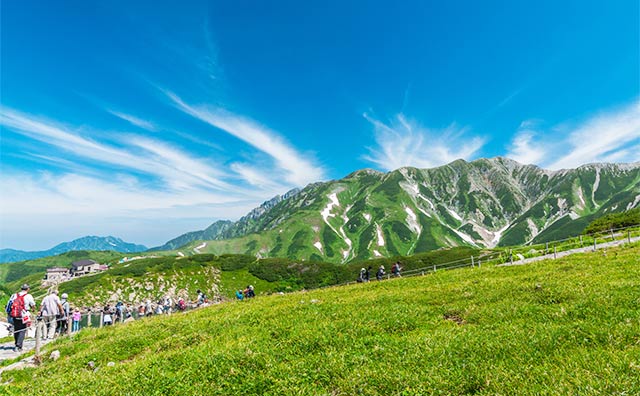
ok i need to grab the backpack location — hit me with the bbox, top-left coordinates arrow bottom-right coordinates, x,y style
10,293 -> 25,318
5,298 -> 13,315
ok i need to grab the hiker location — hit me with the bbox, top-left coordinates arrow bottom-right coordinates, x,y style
124,305 -> 135,323
58,293 -> 70,334
145,300 -> 153,317
102,305 -> 113,326
8,284 -> 36,352
177,297 -> 186,311
357,268 -> 366,283
376,265 -> 385,281
137,303 -> 145,318
40,290 -> 63,339
391,261 -> 402,277
125,304 -> 133,320
163,296 -> 173,314
155,301 -> 164,315
365,266 -> 371,282
115,301 -> 124,323
246,285 -> 255,298
196,290 -> 207,306
236,289 -> 244,300
72,308 -> 81,332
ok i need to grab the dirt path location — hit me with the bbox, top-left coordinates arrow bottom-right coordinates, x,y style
498,236 -> 640,267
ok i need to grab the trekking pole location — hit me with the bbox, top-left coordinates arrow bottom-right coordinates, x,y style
35,324 -> 41,359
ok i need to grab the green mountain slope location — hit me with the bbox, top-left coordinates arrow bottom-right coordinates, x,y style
3,242 -> 639,395
4,247 -> 479,309
170,158 -> 639,263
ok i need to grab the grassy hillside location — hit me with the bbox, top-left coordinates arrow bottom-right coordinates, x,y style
2,242 -> 639,395
2,247 -> 480,309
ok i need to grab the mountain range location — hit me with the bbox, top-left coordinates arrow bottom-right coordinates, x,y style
3,157 -> 638,265
159,157 -> 640,263
0,236 -> 147,264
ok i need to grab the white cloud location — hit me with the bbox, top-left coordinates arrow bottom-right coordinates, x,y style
0,171 -> 257,250
502,100 -> 640,169
107,109 -> 156,131
0,107 -> 231,191
362,113 -> 486,170
164,90 -> 325,186
505,122 -> 547,165
546,101 -> 640,169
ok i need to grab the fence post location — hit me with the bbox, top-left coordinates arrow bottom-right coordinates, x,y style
67,317 -> 71,336
628,230 -> 631,244
99,312 -> 103,328
421,271 -> 424,276
35,324 -> 41,359
471,256 -> 474,268
433,265 -> 436,272
610,229 -> 614,241
545,242 -> 549,254
478,260 -> 481,268
553,245 -> 557,259
87,311 -> 91,328
579,235 -> 583,246
593,237 -> 597,251
510,250 -> 513,265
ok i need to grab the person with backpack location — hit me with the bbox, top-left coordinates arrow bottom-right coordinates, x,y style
357,268 -> 366,283
177,297 -> 186,311
391,261 -> 402,277
57,293 -> 70,335
376,265 -> 385,281
39,290 -> 63,339
8,284 -> 36,352
196,290 -> 207,307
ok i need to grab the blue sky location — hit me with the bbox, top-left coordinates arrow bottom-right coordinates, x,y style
1,1 -> 639,250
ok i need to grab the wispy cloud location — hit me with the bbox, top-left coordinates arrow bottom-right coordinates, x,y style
504,100 -> 640,169
547,100 -> 640,169
0,107 -> 232,191
362,113 -> 486,170
0,171 -> 257,249
164,90 -> 325,186
107,109 -> 156,131
505,120 -> 547,165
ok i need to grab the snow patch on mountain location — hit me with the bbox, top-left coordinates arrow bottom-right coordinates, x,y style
194,242 -> 207,253
313,241 -> 323,253
490,224 -> 511,247
321,193 -> 340,223
404,207 -> 421,235
451,228 -> 478,246
592,168 -> 601,207
577,187 -> 586,209
339,205 -> 354,261
627,194 -> 640,210
373,250 -> 383,257
376,223 -> 385,246
447,208 -> 463,222
363,213 -> 371,222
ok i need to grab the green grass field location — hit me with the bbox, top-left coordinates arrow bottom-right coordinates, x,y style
2,242 -> 639,395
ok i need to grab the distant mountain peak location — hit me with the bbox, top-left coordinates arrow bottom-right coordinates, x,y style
0,236 -> 148,264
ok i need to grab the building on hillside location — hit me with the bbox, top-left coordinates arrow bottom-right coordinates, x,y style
45,267 -> 71,282
71,259 -> 105,276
